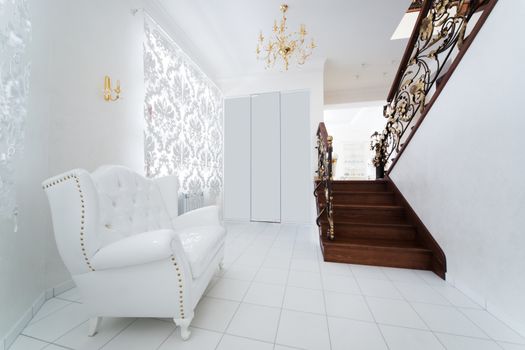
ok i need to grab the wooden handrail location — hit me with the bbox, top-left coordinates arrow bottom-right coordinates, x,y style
387,0 -> 433,102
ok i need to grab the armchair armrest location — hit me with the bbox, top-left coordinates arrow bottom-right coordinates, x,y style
91,229 -> 176,270
171,205 -> 221,230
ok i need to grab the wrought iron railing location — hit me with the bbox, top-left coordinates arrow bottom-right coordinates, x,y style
372,0 -> 497,177
314,122 -> 335,240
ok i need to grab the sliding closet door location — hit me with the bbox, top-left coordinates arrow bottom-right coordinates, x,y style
224,97 -> 251,221
251,92 -> 281,222
281,90 -> 310,223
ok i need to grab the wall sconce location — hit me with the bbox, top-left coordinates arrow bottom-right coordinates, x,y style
104,75 -> 121,101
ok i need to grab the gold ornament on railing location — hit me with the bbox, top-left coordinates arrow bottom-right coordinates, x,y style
256,4 -> 316,71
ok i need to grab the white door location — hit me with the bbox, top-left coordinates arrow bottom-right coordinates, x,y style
251,92 -> 281,222
281,91 -> 310,223
224,97 -> 251,221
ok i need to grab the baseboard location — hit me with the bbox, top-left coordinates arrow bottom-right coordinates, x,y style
2,279 -> 75,350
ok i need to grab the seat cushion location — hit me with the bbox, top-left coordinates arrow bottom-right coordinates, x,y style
177,225 -> 225,279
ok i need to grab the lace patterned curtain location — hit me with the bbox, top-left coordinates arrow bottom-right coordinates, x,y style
143,16 -> 223,206
0,0 -> 31,226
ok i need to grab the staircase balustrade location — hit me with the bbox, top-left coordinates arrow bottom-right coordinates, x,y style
314,122 -> 335,240
371,0 -> 498,178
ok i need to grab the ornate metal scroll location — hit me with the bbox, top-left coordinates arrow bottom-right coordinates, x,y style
372,0 -> 489,175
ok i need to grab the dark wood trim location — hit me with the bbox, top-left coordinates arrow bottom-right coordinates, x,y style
387,0 -> 433,102
385,175 -> 446,279
387,0 -> 498,176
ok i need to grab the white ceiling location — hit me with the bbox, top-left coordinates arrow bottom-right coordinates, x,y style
157,0 -> 411,98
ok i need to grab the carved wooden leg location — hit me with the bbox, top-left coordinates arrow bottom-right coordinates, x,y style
173,315 -> 193,340
88,317 -> 102,337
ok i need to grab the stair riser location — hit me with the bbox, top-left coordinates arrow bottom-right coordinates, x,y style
332,193 -> 395,205
331,182 -> 388,192
333,209 -> 406,224
320,222 -> 416,241
322,244 -> 432,270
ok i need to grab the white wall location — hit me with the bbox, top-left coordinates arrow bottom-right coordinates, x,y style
0,0 -> 49,338
219,68 -> 324,223
390,0 -> 525,336
324,102 -> 386,179
1,0 -> 146,342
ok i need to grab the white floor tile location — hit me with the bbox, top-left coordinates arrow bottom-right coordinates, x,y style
223,265 -> 258,281
55,317 -> 135,350
414,270 -> 447,286
42,345 -> 71,350
30,298 -> 72,324
9,335 -> 49,350
460,308 -> 525,344
357,278 -> 404,299
431,285 -> 482,309
436,333 -> 502,350
320,261 -> 352,276
217,334 -> 273,350
276,310 -> 330,350
14,223 -> 525,350
366,297 -> 427,329
328,317 -> 388,350
100,319 -> 174,350
192,297 -> 239,332
322,274 -> 361,294
324,291 -> 374,322
287,270 -> 322,290
262,256 -> 291,270
380,325 -> 444,350
254,268 -> 289,285
350,265 -> 389,281
274,345 -> 302,350
283,286 -> 326,315
382,267 -> 424,283
290,258 -> 320,273
157,327 -> 222,350
56,287 -> 82,302
23,303 -> 88,342
411,303 -> 488,338
206,278 -> 251,301
499,342 -> 525,350
394,281 -> 451,305
243,282 -> 286,308
227,303 -> 280,342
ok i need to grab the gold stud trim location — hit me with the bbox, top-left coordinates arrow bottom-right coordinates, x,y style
42,173 -> 95,272
171,255 -> 185,319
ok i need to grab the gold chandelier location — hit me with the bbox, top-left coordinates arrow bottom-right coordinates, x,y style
256,4 -> 316,71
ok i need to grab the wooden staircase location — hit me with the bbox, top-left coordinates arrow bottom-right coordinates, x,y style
316,179 -> 446,279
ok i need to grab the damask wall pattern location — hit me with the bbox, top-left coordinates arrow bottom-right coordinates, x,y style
143,17 -> 223,206
0,0 -> 31,224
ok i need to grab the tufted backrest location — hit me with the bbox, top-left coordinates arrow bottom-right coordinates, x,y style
91,166 -> 173,247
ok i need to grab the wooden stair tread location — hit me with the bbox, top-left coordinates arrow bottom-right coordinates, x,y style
319,221 -> 415,229
332,204 -> 404,210
323,237 -> 430,251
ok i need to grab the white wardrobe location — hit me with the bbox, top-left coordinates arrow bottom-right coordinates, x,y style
224,90 -> 310,223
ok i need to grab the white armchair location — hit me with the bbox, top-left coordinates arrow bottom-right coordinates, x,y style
42,165 -> 225,340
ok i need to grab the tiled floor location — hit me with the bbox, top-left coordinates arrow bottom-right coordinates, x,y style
11,223 -> 525,350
